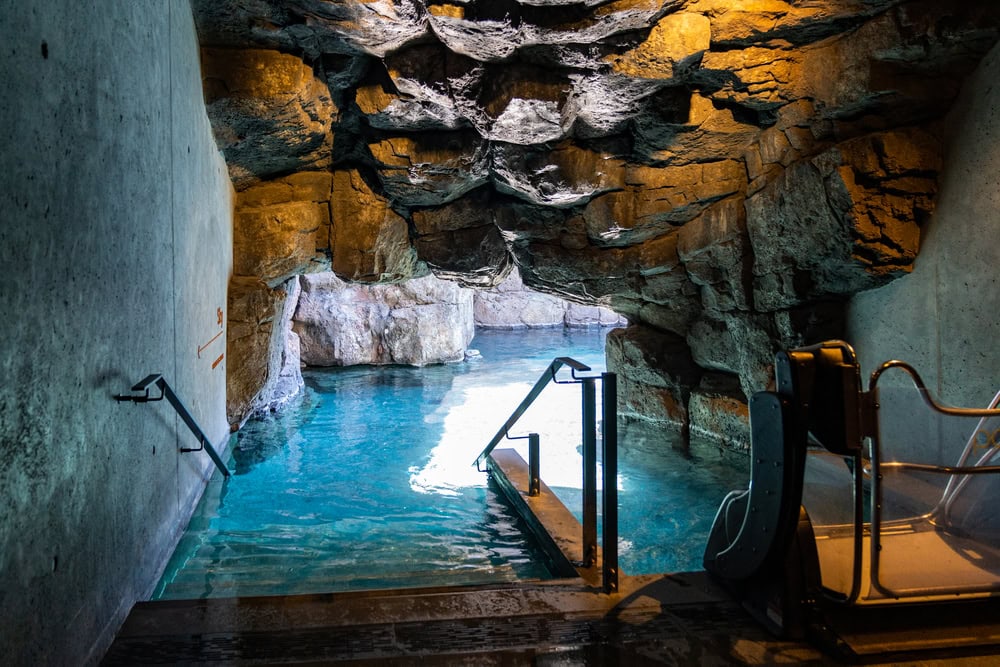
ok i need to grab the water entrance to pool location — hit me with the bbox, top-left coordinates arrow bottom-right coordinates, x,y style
153,328 -> 747,600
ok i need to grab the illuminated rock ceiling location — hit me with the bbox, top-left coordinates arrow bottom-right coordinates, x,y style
196,0 -> 1000,432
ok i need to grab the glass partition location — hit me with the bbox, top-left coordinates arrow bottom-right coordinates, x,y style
803,446 -> 858,599
870,369 -> 1000,601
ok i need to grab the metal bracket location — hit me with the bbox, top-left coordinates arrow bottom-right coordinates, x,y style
114,373 -> 165,403
114,373 -> 230,478
551,357 -> 603,385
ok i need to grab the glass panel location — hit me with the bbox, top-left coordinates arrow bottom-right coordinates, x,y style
938,411 -> 1000,544
873,375 -> 1000,598
802,447 -> 857,597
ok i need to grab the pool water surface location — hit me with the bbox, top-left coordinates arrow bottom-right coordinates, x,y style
154,328 -> 747,600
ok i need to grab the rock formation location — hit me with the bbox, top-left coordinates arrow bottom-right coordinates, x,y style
227,275 -> 303,422
283,268 -> 618,373
474,267 -> 626,328
293,272 -> 475,367
202,0 -> 1000,444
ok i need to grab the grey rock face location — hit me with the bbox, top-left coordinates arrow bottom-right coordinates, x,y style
605,324 -> 702,432
267,276 -> 306,412
473,267 -> 625,329
688,373 -> 751,452
293,272 -> 474,367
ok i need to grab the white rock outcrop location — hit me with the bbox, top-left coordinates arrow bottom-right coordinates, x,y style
293,272 -> 474,366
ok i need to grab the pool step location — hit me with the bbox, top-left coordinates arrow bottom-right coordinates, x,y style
165,559 -> 521,585
178,544 -> 533,567
158,556 -> 522,600
105,574 -> 787,666
157,565 -> 524,600
173,551 -> 525,572
156,527 -> 538,600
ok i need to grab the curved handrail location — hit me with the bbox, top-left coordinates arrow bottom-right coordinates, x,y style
472,356 -> 591,468
869,360 -> 1000,418
867,361 -> 1000,600
867,361 -> 1000,511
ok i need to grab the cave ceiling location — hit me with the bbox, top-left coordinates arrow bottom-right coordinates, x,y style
197,0 -> 1000,399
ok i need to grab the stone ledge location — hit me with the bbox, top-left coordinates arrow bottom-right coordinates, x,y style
487,448 -> 600,586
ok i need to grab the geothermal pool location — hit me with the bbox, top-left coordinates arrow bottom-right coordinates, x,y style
154,328 -> 747,600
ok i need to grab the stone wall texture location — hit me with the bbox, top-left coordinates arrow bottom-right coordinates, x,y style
197,1 -> 1000,435
846,41 -> 1000,425
282,268 -> 619,379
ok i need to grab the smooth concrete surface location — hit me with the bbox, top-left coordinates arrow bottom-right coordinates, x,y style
0,2 -> 232,664
847,42 -> 1000,414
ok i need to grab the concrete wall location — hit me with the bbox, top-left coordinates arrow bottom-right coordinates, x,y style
846,43 -> 1000,459
0,2 -> 232,664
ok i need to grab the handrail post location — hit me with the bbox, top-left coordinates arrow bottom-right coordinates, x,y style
528,434 -> 540,497
473,357 -> 591,467
472,356 -> 618,581
582,377 -> 598,568
602,372 -> 619,594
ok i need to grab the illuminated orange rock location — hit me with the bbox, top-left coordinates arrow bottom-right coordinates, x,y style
607,12 -> 711,80
201,49 -> 336,189
195,0 -> 1000,443
234,172 -> 333,287
330,169 -> 422,283
226,276 -> 286,424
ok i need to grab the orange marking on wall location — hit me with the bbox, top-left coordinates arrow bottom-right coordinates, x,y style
198,329 -> 225,358
211,353 -> 225,369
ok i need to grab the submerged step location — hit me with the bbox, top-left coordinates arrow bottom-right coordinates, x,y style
159,565 -> 527,600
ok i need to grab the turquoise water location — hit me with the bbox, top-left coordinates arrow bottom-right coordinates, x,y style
154,328 -> 747,600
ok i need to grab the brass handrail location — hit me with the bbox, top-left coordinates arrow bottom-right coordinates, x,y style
115,374 -> 231,478
867,362 -> 1000,600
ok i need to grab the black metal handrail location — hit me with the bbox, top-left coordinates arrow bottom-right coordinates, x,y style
115,374 -> 231,478
473,357 -> 618,594
473,356 -> 592,468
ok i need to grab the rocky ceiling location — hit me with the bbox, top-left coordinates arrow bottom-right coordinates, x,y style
197,0 -> 1000,432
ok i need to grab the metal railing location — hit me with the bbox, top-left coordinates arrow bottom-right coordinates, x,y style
865,361 -> 1000,600
473,357 -> 618,594
115,374 -> 230,478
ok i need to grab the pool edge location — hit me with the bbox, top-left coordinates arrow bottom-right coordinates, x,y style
487,448 -> 603,585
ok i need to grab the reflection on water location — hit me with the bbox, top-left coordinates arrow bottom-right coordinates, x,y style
609,421 -> 749,574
